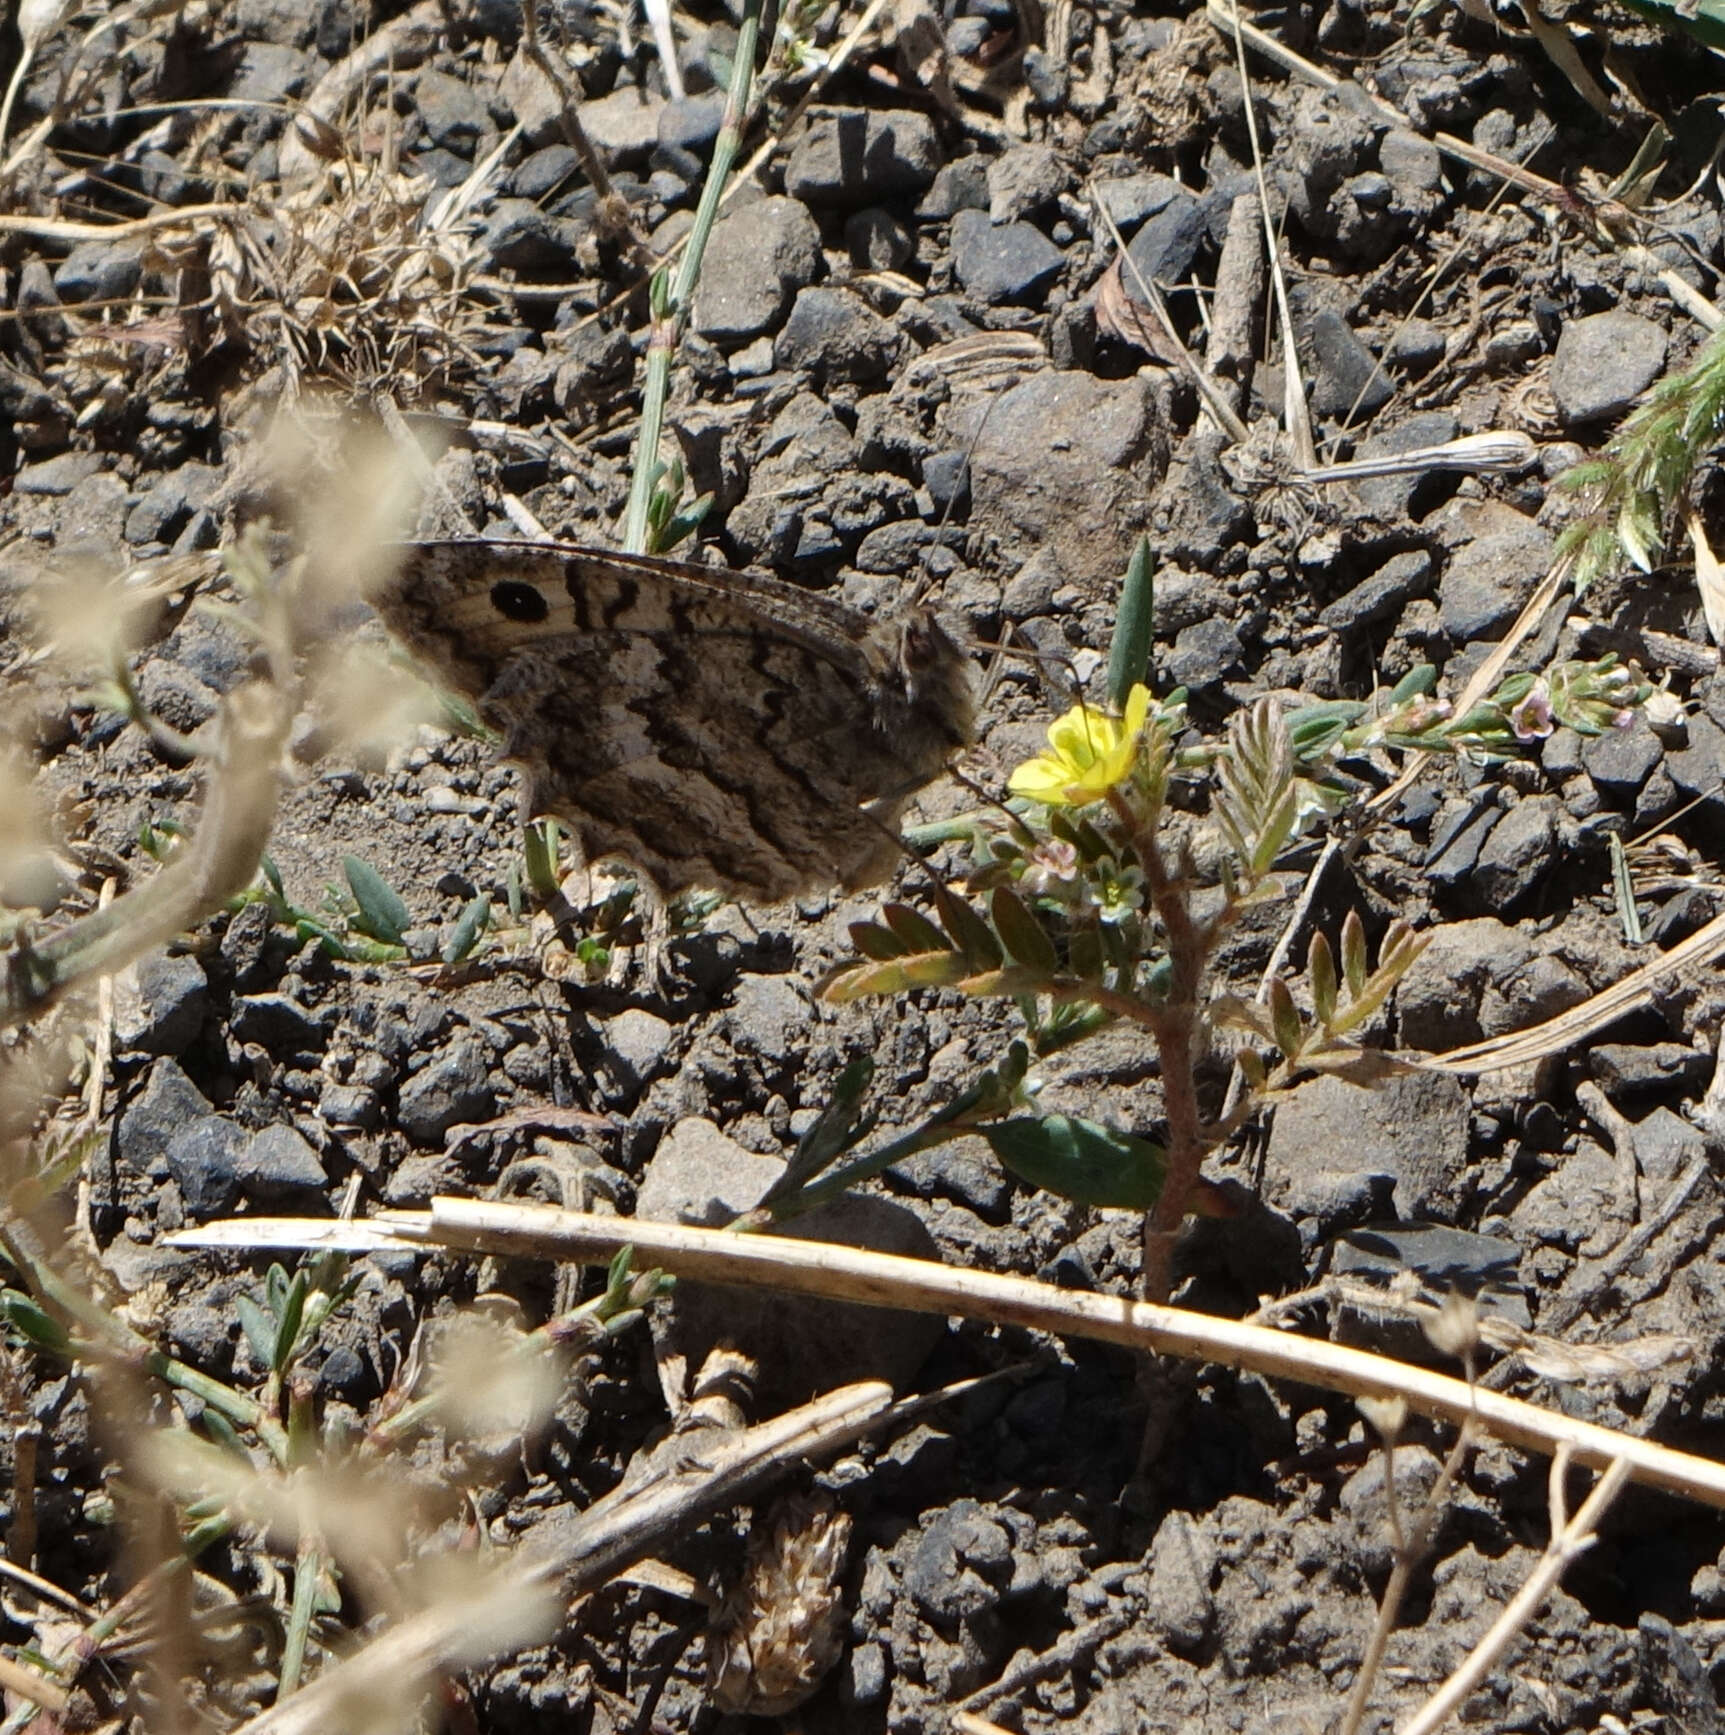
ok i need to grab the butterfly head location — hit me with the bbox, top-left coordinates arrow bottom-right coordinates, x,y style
878,609 -> 976,754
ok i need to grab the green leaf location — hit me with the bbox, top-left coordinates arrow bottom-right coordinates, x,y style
1308,931 -> 1338,1029
1388,665 -> 1437,704
648,265 -> 673,321
1285,701 -> 1366,760
931,882 -> 1003,970
1107,536 -> 1155,709
958,964 -> 1072,1000
1069,925 -> 1104,983
823,952 -> 970,1001
273,1270 -> 308,1372
1140,954 -> 1173,1003
343,857 -> 410,946
1340,910 -> 1368,999
1267,976 -> 1304,1062
799,1055 -> 873,1164
1329,918 -> 1429,1036
0,1289 -> 71,1357
522,820 -> 561,904
606,1245 -> 634,1298
200,1406 -> 248,1456
1073,816 -> 1114,862
654,493 -> 715,554
235,1293 -> 277,1367
849,921 -> 909,961
990,887 -> 1058,975
771,1056 -> 876,1199
444,896 -> 491,964
882,902 -> 950,955
981,1115 -> 1166,1209
331,934 -> 408,964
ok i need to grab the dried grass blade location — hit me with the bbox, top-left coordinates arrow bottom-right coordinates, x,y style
173,1203 -> 1725,1510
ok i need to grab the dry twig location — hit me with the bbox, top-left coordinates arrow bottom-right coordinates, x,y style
172,1204 -> 1725,1510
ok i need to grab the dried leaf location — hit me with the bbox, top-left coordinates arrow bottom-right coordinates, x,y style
1686,507 -> 1725,649
1092,257 -> 1184,365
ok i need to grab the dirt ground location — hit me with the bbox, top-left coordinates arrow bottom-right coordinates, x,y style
5,0 -> 1725,1729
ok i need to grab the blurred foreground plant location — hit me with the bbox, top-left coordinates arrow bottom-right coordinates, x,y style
774,545 -> 1650,1302
0,532 -> 311,1031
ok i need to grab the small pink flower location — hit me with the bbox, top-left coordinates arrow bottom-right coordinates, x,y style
1021,838 -> 1082,899
1509,683 -> 1554,742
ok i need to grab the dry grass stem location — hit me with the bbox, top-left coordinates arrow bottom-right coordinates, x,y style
275,0 -> 443,188
1430,901 -> 1725,1073
1090,194 -> 1251,444
0,1648 -> 68,1713
1222,2 -> 1315,466
1296,431 -> 1537,485
1337,1421 -> 1477,1735
1400,1451 -> 1633,1735
1206,0 -> 1720,335
172,1204 -> 1725,1510
2,682 -> 290,1029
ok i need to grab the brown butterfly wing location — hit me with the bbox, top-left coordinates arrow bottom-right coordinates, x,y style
375,541 -> 972,900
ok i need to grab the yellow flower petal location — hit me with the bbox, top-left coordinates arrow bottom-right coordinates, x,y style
1007,755 -> 1072,801
1007,686 -> 1157,808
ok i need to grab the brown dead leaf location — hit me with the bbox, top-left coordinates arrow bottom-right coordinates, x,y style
1092,256 -> 1182,365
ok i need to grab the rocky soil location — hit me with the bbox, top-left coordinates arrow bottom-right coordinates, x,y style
5,0 -> 1725,1730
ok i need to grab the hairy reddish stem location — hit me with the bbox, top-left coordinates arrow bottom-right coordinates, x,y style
1110,791 -> 1213,1303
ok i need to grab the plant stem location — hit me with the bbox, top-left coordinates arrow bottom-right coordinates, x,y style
278,1535 -> 325,1700
521,0 -> 623,216
622,0 -> 762,552
1111,790 -> 1211,1303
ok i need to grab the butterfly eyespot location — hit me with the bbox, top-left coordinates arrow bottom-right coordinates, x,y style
490,580 -> 549,623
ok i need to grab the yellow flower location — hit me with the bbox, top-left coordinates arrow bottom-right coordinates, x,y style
1008,685 -> 1152,807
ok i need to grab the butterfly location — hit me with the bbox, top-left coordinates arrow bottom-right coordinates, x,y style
373,540 -> 976,902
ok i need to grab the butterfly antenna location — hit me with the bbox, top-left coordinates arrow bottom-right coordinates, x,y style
906,361 -> 1015,612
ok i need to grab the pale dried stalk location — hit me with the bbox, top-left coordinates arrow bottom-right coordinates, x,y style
1297,432 -> 1537,485
1400,1450 -> 1631,1735
1,683 -> 290,1029
1091,194 -> 1251,445
1204,0 -> 1720,335
173,1204 -> 1725,1511
1223,0 -> 1315,466
1337,1418 -> 1477,1735
1430,902 -> 1725,1074
0,1650 -> 66,1714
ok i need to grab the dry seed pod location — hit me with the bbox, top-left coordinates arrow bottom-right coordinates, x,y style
707,1493 -> 853,1717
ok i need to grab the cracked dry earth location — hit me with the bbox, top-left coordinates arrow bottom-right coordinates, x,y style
5,0 -> 1725,1730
